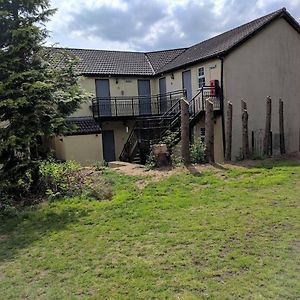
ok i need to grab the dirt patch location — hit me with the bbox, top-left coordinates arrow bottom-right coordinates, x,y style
109,161 -> 181,179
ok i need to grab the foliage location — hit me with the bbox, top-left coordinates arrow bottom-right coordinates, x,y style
39,160 -> 82,199
190,138 -> 206,163
170,153 -> 183,166
159,129 -> 180,152
0,0 -> 89,199
0,161 -> 300,298
145,150 -> 158,169
39,160 -> 119,201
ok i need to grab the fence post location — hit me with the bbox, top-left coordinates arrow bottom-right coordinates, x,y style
242,108 -> 250,159
205,99 -> 214,162
279,99 -> 285,155
225,101 -> 233,161
241,99 -> 247,112
181,96 -> 190,164
263,96 -> 272,156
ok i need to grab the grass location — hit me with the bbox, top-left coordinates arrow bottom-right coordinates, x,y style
0,161 -> 300,299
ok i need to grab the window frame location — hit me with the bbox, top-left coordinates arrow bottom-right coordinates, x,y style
198,66 -> 206,89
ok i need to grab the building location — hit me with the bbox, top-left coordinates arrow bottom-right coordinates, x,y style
51,8 -> 300,165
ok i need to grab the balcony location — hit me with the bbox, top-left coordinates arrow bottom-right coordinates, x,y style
92,87 -> 221,120
92,90 -> 186,120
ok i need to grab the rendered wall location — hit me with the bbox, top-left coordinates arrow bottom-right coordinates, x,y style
53,134 -> 103,166
223,18 -> 300,159
101,120 -> 135,160
155,59 -> 221,97
73,76 -> 158,117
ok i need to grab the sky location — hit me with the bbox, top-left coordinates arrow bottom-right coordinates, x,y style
46,0 -> 300,52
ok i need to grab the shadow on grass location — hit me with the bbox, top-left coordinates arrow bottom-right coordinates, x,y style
186,164 -> 203,177
0,204 -> 87,263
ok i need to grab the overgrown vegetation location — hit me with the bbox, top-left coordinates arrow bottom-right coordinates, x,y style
190,138 -> 206,163
0,161 -> 299,299
0,0 -> 88,201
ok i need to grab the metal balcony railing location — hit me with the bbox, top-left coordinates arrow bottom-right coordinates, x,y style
92,90 -> 186,119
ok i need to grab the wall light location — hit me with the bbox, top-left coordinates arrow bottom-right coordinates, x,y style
115,78 -> 119,84
170,73 -> 175,80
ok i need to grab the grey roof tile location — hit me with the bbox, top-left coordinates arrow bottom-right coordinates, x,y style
66,117 -> 101,135
47,8 -> 297,76
146,48 -> 187,73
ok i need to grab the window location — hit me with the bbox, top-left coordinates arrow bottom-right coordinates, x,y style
198,67 -> 205,89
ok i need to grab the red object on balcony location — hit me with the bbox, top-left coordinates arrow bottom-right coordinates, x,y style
210,80 -> 219,96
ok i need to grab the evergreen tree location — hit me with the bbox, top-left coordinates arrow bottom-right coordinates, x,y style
0,0 -> 87,197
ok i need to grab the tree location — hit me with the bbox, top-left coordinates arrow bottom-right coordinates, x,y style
0,0 -> 87,197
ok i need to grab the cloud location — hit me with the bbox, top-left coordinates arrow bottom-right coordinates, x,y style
47,0 -> 300,51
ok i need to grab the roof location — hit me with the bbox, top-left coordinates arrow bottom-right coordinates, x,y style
145,48 -> 187,73
158,8 -> 299,73
48,48 -> 154,76
47,8 -> 299,76
66,117 -> 102,135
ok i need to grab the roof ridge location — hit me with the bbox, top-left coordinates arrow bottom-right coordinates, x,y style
146,47 -> 188,54
144,53 -> 155,75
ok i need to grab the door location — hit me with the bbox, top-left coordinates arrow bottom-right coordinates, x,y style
182,70 -> 192,101
102,130 -> 116,162
138,79 -> 151,115
159,77 -> 167,113
96,79 -> 111,117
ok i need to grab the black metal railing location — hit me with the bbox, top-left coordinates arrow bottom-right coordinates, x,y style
119,85 -> 221,163
92,90 -> 186,119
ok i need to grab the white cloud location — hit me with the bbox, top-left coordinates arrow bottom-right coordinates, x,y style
47,0 -> 300,51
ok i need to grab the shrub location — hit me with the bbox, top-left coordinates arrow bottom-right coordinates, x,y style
39,160 -> 83,199
190,139 -> 206,163
145,151 -> 158,169
159,130 -> 180,152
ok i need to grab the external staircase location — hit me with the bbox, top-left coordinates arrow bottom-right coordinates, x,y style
119,86 -> 221,164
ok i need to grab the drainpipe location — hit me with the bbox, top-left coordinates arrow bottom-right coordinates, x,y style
218,56 -> 226,158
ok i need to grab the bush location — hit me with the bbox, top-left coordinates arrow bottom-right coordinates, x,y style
190,139 -> 206,163
160,130 -> 180,151
145,151 -> 158,169
0,192 -> 17,218
39,160 -> 83,199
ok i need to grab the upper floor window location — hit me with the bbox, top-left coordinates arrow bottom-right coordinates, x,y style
198,67 -> 205,89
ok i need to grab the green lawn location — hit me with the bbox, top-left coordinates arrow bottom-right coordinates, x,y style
1,161 -> 300,299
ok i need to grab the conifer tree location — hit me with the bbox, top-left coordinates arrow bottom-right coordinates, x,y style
0,0 -> 87,197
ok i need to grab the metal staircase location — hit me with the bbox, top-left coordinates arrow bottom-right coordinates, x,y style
119,86 -> 221,164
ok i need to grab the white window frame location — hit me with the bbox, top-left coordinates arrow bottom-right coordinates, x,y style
198,67 -> 205,89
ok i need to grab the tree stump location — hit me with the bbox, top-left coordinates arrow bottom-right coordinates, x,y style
152,144 -> 170,167
181,96 -> 190,164
263,96 -> 272,156
225,101 -> 233,161
205,99 -> 214,163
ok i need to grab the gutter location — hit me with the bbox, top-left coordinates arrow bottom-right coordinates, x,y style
218,56 -> 226,158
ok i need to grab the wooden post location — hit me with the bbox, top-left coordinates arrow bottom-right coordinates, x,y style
241,99 -> 247,112
263,96 -> 272,156
279,98 -> 285,155
242,108 -> 250,159
205,99 -> 214,162
181,96 -> 190,164
225,101 -> 233,161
